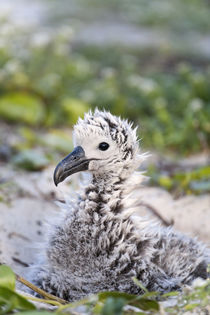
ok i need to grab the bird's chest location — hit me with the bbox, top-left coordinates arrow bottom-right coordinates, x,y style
45,214 -> 140,299
47,214 -> 133,276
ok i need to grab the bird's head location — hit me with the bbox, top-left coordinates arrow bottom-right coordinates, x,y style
54,110 -> 141,186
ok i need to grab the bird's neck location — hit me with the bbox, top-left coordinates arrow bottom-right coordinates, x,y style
78,170 -> 144,216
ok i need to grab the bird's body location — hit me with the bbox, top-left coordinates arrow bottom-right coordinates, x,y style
30,110 -> 210,301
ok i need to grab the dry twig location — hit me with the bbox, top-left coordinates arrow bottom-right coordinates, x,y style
16,273 -> 67,305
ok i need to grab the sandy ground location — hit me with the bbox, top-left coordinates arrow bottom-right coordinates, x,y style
0,161 -> 209,281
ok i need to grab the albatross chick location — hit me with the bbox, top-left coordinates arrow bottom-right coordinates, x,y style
30,110 -> 210,301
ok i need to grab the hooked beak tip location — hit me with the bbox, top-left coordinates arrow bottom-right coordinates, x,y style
53,162 -> 62,186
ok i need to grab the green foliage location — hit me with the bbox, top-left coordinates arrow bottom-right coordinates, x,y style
0,15 -> 209,191
0,265 -> 35,313
101,297 -> 125,315
0,17 -> 209,156
15,313 -> 53,315
0,93 -> 45,125
61,98 -> 90,125
0,265 -> 209,314
99,291 -> 159,312
0,287 -> 36,313
12,149 -> 49,171
0,265 -> 16,291
149,165 -> 210,195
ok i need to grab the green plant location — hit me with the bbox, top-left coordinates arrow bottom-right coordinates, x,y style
0,265 -> 209,314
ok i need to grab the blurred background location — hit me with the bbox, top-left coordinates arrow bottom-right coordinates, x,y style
0,0 -> 210,196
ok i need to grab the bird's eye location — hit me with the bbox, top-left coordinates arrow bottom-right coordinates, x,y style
98,142 -> 109,151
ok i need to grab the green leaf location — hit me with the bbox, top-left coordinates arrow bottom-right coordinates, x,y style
61,98 -> 89,125
161,291 -> 179,298
13,149 -> 49,171
141,291 -> 159,298
132,277 -> 148,293
158,175 -> 173,189
0,265 -> 15,291
92,301 -> 104,314
184,303 -> 199,310
99,291 -> 159,312
99,291 -> 137,302
0,92 -> 45,125
19,127 -> 37,146
15,312 -> 53,315
0,287 -> 35,312
101,297 -> 125,315
131,298 -> 159,311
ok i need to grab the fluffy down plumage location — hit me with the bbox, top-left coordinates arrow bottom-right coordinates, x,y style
29,110 -> 210,301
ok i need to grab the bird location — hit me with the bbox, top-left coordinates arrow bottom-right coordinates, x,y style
29,109 -> 210,302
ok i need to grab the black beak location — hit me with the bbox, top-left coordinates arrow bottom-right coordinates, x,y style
53,146 -> 89,186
